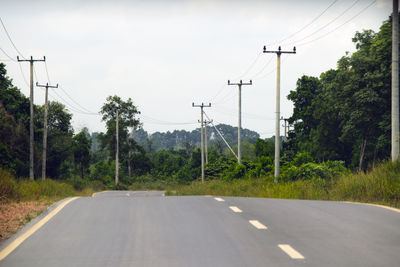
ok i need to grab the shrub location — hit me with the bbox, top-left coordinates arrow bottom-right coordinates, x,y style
281,161 -> 349,181
0,168 -> 17,201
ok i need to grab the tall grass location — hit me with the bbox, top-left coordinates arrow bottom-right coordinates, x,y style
0,168 -> 95,202
167,161 -> 400,208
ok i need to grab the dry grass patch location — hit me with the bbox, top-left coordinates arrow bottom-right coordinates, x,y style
0,200 -> 53,242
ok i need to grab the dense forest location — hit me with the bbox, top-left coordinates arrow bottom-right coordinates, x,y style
0,15 -> 398,189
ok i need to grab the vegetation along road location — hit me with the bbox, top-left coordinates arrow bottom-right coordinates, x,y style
0,191 -> 399,267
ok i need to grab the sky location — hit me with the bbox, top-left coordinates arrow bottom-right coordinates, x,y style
0,0 -> 394,138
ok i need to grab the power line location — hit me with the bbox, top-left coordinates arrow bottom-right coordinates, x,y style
140,114 -> 197,125
297,0 -> 376,47
0,46 -> 16,62
18,61 -> 30,87
47,89 -> 100,115
234,51 -> 262,79
44,61 -> 51,84
284,0 -> 361,46
251,55 -> 274,79
0,17 -> 25,59
209,84 -> 229,103
58,85 -> 97,114
270,0 -> 339,46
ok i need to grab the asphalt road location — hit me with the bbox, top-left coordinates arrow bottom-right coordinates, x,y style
1,191 -> 400,267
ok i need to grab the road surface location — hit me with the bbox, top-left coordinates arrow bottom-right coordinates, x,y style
1,191 -> 399,266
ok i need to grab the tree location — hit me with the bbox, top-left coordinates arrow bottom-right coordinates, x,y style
285,15 -> 398,170
73,131 -> 91,179
100,95 -> 141,155
100,95 -> 141,181
37,101 -> 74,178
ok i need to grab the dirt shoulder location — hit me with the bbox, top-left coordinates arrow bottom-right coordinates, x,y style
0,200 -> 55,243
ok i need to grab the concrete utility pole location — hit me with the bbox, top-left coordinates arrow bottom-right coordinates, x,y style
263,46 -> 296,182
36,82 -> 58,180
392,0 -> 399,162
204,119 -> 213,164
227,79 -> 252,164
17,56 -> 46,180
192,103 -> 211,183
116,108 -> 119,185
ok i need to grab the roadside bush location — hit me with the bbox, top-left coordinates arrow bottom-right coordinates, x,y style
39,179 -> 75,198
223,163 -> 246,180
0,168 -> 17,201
281,161 -> 349,181
68,175 -> 88,191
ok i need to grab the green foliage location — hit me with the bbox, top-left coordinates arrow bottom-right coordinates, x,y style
285,16 -> 397,170
292,151 -> 314,167
89,160 -> 114,185
280,151 -> 349,181
134,124 -> 260,152
255,138 -> 274,158
72,131 -> 91,179
0,168 -> 78,201
0,168 -> 17,201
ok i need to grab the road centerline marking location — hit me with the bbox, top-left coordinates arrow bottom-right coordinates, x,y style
0,197 -> 79,261
214,197 -> 225,202
229,206 -> 242,213
278,244 -> 305,259
249,220 -> 267,229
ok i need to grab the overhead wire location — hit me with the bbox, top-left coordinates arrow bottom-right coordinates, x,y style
0,17 -> 25,59
269,0 -> 339,46
284,0 -> 361,46
234,50 -> 263,79
18,61 -> 29,87
44,61 -> 51,84
251,55 -> 274,79
297,0 -> 376,47
0,46 -> 16,62
140,114 -> 197,125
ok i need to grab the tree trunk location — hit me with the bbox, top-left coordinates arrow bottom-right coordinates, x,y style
81,163 -> 84,180
359,138 -> 367,172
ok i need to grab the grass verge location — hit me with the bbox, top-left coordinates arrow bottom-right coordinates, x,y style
0,169 -> 98,242
166,161 -> 400,209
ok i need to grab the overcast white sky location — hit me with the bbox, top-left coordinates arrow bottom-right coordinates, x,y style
0,0 -> 394,138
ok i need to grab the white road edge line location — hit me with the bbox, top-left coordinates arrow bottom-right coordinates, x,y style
0,197 -> 80,261
214,197 -> 225,202
278,244 -> 305,259
249,220 -> 267,229
229,206 -> 242,213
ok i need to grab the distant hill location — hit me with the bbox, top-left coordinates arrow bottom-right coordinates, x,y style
133,124 -> 260,152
